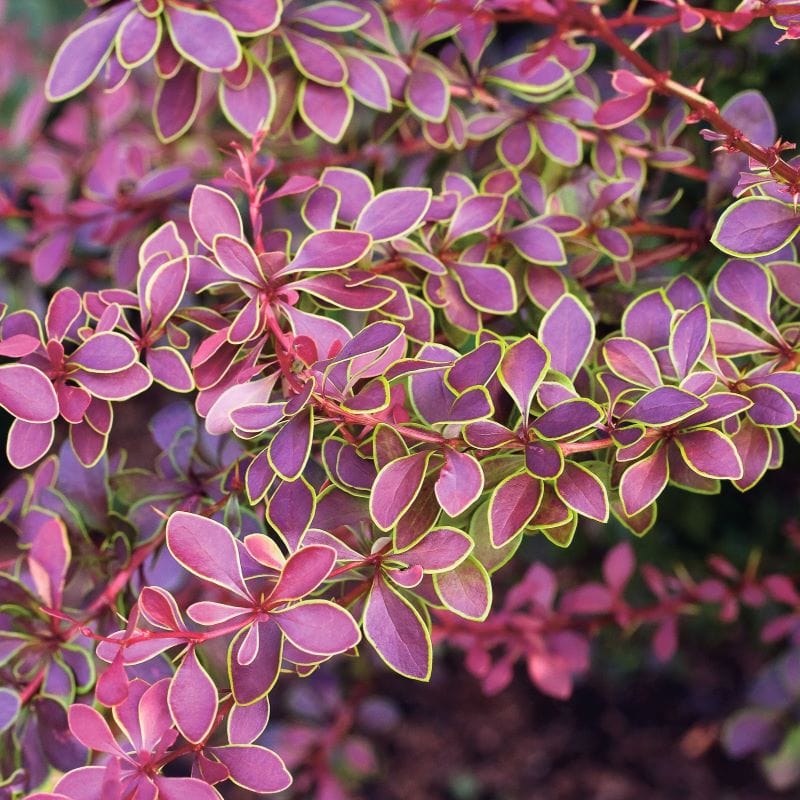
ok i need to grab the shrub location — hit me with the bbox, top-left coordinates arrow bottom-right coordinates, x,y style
0,0 -> 799,796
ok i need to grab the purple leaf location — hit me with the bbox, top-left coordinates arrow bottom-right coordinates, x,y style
67,704 -> 125,756
207,745 -> 291,793
220,62 -> 275,136
762,372 -> 800,408
72,362 -> 152,400
488,54 -> 569,95
744,384 -> 797,427
143,258 -> 189,332
214,0 -> 281,34
555,462 -> 609,522
489,471 -> 543,547
623,386 -> 705,426
355,188 -> 431,242
619,445 -> 668,517
722,709 -> 780,759
28,517 -> 70,608
406,66 -> 448,123
229,620 -> 282,704
284,30 -> 346,85
7,420 -> 54,470
464,420 -> 516,449
166,511 -> 249,599
188,601 -> 251,627
498,336 -> 549,420
669,303 -> 710,378
710,319 -> 774,356
302,186 -> 340,230
168,648 -> 218,743
227,700 -> 270,745
0,333 -> 42,358
666,275 -> 705,310
504,221 -> 567,266
213,234 -> 262,284
154,777 -> 222,800
595,227 -> 632,260
139,587 -> 185,632
0,364 -> 58,423
530,398 -> 603,440
447,195 -> 504,242
284,230 -> 372,274
117,10 -> 161,68
290,1 -> 368,30
674,429 -> 743,479
434,449 -> 484,517
320,167 -> 373,223
433,557 -> 491,620
266,477 -> 315,548
244,534 -> 285,572
95,653 -> 129,706
164,5 -> 241,71
603,542 -> 635,591
148,347 -> 193,393
603,337 -> 662,388
539,294 -> 595,379
447,340 -> 502,391
732,421 -> 773,491
272,600 -> 360,655
499,122 -> 535,168
46,287 -> 83,341
450,262 -> 516,314
344,51 -> 392,112
595,89 -> 652,129
70,332 -> 137,373
525,265 -> 568,309
0,688 -> 20,734
270,546 -> 336,602
154,63 -> 202,143
370,451 -> 432,531
714,258 -> 781,338
190,185 -> 243,250
771,261 -> 800,304
230,299 -> 262,345
363,577 -> 432,680
393,527 -> 473,572
622,290 -> 672,347
45,5 -> 129,100
536,118 -> 582,166
53,767 -> 108,799
711,197 -> 800,257
268,408 -> 313,480
298,81 -> 353,143
387,564 -> 424,588
524,441 -> 563,479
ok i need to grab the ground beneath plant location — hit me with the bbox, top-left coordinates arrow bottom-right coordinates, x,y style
362,649 -> 784,800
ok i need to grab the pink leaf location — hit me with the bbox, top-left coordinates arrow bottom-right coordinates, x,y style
363,577 -> 432,680
168,648 -> 218,743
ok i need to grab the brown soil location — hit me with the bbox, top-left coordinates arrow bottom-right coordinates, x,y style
363,651 -> 783,800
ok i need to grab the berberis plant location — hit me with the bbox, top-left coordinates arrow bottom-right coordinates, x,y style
0,0 -> 799,796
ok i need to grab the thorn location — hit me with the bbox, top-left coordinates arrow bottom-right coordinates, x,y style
629,27 -> 654,51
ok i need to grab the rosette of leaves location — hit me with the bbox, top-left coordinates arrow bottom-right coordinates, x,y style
722,649 -> 800,791
27,676 -> 291,799
0,519 -> 95,787
0,288 -> 152,469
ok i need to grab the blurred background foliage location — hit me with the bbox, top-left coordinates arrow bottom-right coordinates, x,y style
1,2 -> 798,797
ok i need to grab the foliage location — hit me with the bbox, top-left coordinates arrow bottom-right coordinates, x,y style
0,0 -> 799,796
